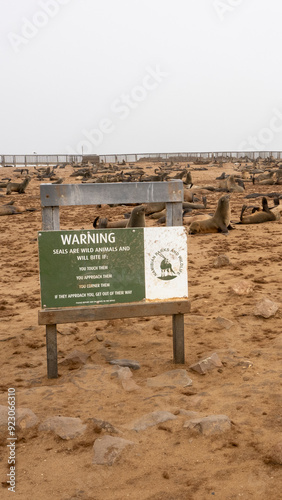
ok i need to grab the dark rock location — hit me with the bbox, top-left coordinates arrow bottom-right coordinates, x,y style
109,359 -> 141,370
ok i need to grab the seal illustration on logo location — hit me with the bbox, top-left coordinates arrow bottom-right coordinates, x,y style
150,248 -> 184,281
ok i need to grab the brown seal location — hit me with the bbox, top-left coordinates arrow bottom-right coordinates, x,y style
189,195 -> 232,234
270,198 -> 282,220
144,202 -> 165,215
219,175 -> 244,193
184,214 -> 211,226
93,205 -> 146,229
0,205 -> 22,215
0,202 -> 36,216
239,197 -> 276,224
6,176 -> 31,195
227,175 -> 244,193
183,171 -> 193,186
93,218 -> 127,228
126,205 -> 146,227
183,189 -> 195,202
183,196 -> 207,210
149,209 -> 166,220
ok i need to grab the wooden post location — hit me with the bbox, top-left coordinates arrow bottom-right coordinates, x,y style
166,202 -> 182,226
42,206 -> 60,231
46,324 -> 58,378
172,314 -> 185,364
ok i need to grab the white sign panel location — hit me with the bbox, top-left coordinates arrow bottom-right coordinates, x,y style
144,227 -> 188,300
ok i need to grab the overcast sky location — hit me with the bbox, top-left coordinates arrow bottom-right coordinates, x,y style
1,0 -> 282,155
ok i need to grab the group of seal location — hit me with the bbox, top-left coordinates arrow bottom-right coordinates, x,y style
188,194 -> 281,234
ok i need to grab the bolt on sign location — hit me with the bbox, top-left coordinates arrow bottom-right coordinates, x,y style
38,227 -> 188,308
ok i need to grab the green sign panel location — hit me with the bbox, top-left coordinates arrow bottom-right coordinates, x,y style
38,229 -> 145,308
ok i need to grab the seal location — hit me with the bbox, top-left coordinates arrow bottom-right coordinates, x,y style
0,202 -> 36,216
93,217 -> 127,228
149,209 -> 166,220
269,198 -> 282,220
183,196 -> 207,210
183,171 -> 193,187
93,205 -> 146,229
219,175 -> 244,193
6,176 -> 31,195
183,189 -> 195,202
126,205 -> 146,227
184,214 -> 212,226
144,202 -> 165,215
239,197 -> 276,224
189,195 -> 232,234
0,205 -> 22,215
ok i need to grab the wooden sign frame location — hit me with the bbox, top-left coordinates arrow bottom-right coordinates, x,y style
38,180 -> 190,378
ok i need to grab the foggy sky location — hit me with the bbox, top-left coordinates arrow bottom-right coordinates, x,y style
1,0 -> 282,155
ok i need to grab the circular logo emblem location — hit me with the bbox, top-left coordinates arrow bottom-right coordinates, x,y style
150,248 -> 184,281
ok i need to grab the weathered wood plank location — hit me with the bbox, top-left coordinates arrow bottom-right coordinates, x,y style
39,300 -> 191,325
40,181 -> 183,207
46,324 -> 58,379
172,313 -> 185,364
42,206 -> 60,230
166,202 -> 183,226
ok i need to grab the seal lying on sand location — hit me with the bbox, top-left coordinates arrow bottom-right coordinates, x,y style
183,189 -> 195,202
144,202 -> 165,215
183,196 -> 207,210
93,205 -> 146,229
0,205 -> 23,215
0,201 -> 36,215
189,195 -> 232,235
270,198 -> 282,220
239,197 -> 276,224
